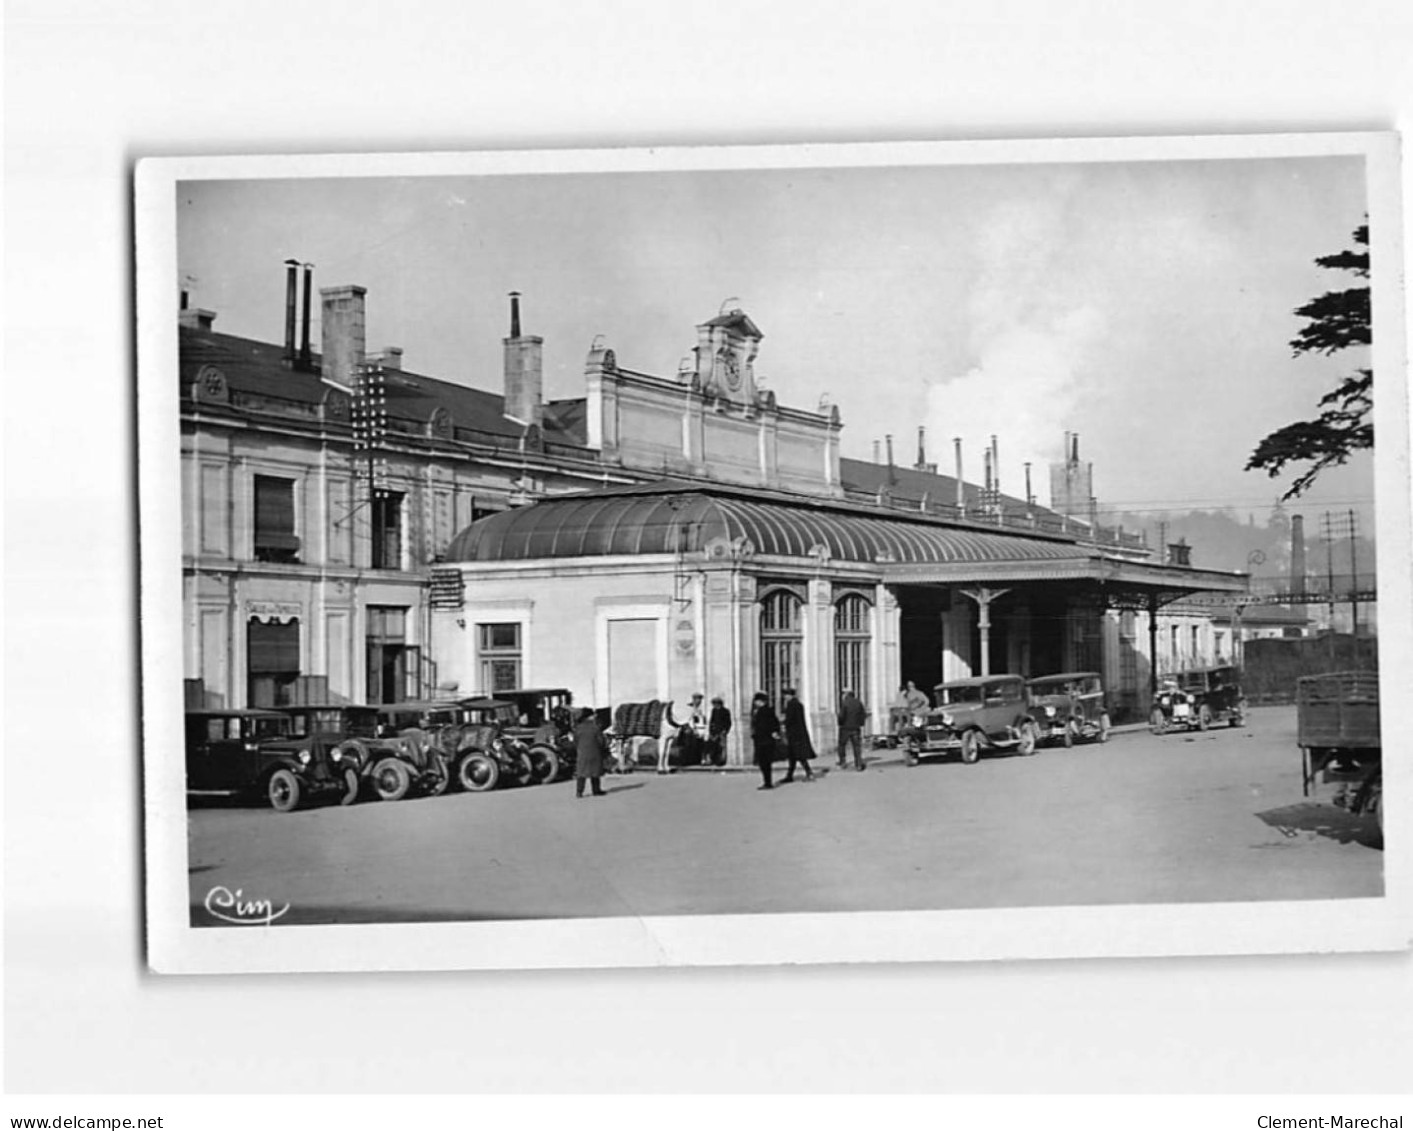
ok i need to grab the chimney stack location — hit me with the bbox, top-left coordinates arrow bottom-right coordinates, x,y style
1291,514 -> 1307,595
916,426 -> 926,470
320,284 -> 367,388
299,263 -> 314,369
954,437 -> 965,515
503,291 -> 544,429
885,434 -> 895,469
872,439 -> 881,464
1024,462 -> 1034,507
283,259 -> 299,363
990,434 -> 1000,494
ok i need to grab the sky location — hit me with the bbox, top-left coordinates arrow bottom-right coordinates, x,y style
176,151 -> 1375,531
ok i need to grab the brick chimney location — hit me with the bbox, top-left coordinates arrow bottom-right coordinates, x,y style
503,291 -> 543,428
320,285 -> 366,388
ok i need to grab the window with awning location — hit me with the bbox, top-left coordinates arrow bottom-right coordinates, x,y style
253,475 -> 299,563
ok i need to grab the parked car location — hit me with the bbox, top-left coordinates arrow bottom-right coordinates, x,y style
185,709 -> 358,812
482,687 -> 578,782
279,704 -> 444,801
1026,671 -> 1111,746
1150,667 -> 1246,733
903,675 -> 1040,765
373,700 -> 469,795
451,697 -> 538,791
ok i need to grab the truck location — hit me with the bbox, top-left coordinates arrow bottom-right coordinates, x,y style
1296,670 -> 1381,833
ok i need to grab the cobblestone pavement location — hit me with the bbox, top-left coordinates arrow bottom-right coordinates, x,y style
186,706 -> 1382,925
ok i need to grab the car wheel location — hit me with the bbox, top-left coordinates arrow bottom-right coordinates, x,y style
1017,722 -> 1038,756
960,730 -> 981,764
458,751 -> 499,793
529,745 -> 560,785
339,767 -> 361,806
372,758 -> 412,802
268,768 -> 302,812
424,756 -> 451,798
1198,705 -> 1212,731
1097,713 -> 1112,744
1149,708 -> 1166,736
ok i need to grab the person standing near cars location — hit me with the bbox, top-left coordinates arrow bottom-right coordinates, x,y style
781,688 -> 816,782
573,707 -> 607,798
749,692 -> 781,790
837,687 -> 869,771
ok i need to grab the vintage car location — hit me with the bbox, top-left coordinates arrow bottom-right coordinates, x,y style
1026,671 -> 1111,746
1150,666 -> 1246,733
451,697 -> 538,791
373,700 -> 469,793
903,675 -> 1041,765
483,687 -> 578,782
279,704 -> 445,801
185,709 -> 359,812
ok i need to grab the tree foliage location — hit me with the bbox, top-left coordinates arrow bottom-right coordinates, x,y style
1246,225 -> 1372,499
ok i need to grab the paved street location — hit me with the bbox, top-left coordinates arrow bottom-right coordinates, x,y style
187,706 -> 1382,926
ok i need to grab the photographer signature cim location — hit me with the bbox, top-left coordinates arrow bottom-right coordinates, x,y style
204,885 -> 289,926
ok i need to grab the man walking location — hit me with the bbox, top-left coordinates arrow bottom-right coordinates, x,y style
837,688 -> 869,771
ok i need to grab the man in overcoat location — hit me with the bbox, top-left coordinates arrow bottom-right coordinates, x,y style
573,707 -> 607,798
749,692 -> 781,791
781,688 -> 816,782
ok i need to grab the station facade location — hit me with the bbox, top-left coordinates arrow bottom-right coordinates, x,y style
178,268 -> 1247,739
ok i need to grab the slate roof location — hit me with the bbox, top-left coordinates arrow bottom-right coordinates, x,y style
179,324 -> 588,447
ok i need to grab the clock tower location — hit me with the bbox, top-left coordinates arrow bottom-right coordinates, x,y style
694,304 -> 763,405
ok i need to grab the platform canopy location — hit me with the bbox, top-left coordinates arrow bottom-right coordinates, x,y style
445,480 -> 1247,600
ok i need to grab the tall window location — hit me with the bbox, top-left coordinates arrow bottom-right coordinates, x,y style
1119,610 -> 1138,692
367,605 -> 418,704
253,475 -> 299,563
247,618 -> 300,706
834,593 -> 871,702
1191,624 -> 1201,666
478,622 -> 522,693
759,589 -> 802,709
372,489 -> 404,570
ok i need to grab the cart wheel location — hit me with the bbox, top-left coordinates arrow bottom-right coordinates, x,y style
1097,714 -> 1111,744
960,730 -> 981,764
1198,705 -> 1212,731
268,768 -> 302,812
1149,708 -> 1166,736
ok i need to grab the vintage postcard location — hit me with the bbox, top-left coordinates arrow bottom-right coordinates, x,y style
136,132 -> 1410,974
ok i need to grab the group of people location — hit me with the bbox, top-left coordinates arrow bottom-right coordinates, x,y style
747,687 -> 872,791
572,683 -> 913,796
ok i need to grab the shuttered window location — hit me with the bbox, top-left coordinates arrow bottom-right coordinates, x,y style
253,476 -> 299,563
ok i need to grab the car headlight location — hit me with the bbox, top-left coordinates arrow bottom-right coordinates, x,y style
298,750 -> 312,765
1044,705 -> 1056,717
330,748 -> 341,762
940,713 -> 953,727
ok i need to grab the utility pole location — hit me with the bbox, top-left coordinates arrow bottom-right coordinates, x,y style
1322,511 -> 1337,663
1348,509 -> 1359,641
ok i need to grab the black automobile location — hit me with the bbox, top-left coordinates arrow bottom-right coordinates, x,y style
185,709 -> 358,812
1150,667 -> 1245,734
279,704 -> 445,801
489,688 -> 578,782
374,700 -> 470,796
450,697 -> 538,791
1026,672 -> 1111,746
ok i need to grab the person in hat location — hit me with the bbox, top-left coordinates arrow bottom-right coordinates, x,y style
749,692 -> 781,790
572,707 -> 607,798
781,687 -> 816,782
705,694 -> 732,767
